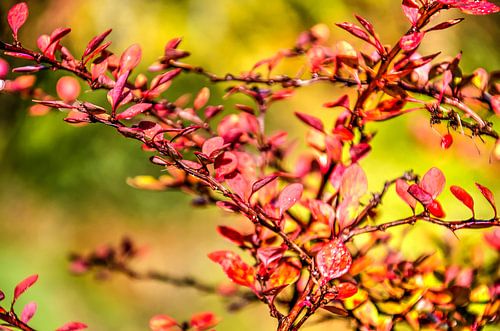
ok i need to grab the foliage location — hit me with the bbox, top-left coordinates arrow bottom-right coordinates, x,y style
0,1 -> 499,330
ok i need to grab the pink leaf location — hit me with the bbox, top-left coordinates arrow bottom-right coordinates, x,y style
323,94 -> 349,109
421,167 -> 446,199
216,226 -> 245,246
396,179 -> 417,210
408,184 -> 433,206
120,44 -> 142,72
251,175 -> 278,196
439,0 -> 500,15
399,32 -> 425,52
13,274 -> 38,303
335,22 -> 370,43
276,183 -> 303,216
7,2 -> 29,40
116,103 -> 152,120
202,136 -> 224,157
426,18 -> 464,32
149,315 -> 178,331
402,0 -> 420,26
340,164 -> 367,201
21,302 -> 37,323
225,172 -> 251,201
194,87 -> 210,110
316,239 -> 352,282
56,322 -> 88,331
295,112 -> 324,132
83,29 -> 112,58
190,312 -> 219,331
475,183 -> 497,217
214,152 -> 238,179
450,185 -> 474,217
109,71 -> 129,112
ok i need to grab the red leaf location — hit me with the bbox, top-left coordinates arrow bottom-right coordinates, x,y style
399,32 -> 425,52
323,94 -> 350,109
408,184 -> 433,206
450,185 -> 474,217
0,290 -> 4,301
257,245 -> 287,269
267,262 -> 300,291
194,87 -> 210,110
421,167 -> 446,199
475,183 -> 497,217
116,103 -> 152,120
151,69 -> 182,90
46,27 -> 71,51
340,164 -> 367,201
217,226 -> 245,246
20,302 -> 37,323
426,18 -> 464,32
56,76 -> 80,102
295,112 -> 324,132
83,29 -> 112,58
316,239 -> 352,282
202,136 -> 224,157
149,315 -> 178,331
441,134 -> 453,149
396,179 -> 417,210
225,172 -> 251,201
8,2 -> 29,40
402,0 -> 420,26
354,15 -> 376,37
56,322 -> 88,331
439,0 -> 500,15
109,71 -> 129,112
190,312 -> 219,331
214,152 -> 238,179
13,274 -> 38,303
335,22 -> 370,43
208,251 -> 255,287
428,200 -> 446,218
336,282 -> 358,299
251,175 -> 278,196
349,143 -> 371,163
276,183 -> 303,216
120,44 -> 142,72
484,229 -> 500,250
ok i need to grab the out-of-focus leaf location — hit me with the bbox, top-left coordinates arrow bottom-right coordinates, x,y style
194,87 -> 210,110
149,315 -> 178,331
20,302 -> 37,323
396,179 -> 417,210
295,112 -> 324,132
55,322 -> 88,331
340,163 -> 367,201
190,312 -> 219,331
13,274 -> 38,304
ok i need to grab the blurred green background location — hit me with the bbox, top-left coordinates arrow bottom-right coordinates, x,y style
0,0 -> 499,330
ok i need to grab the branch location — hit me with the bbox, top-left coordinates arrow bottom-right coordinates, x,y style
347,171 -> 418,230
346,213 -> 499,239
0,311 -> 36,331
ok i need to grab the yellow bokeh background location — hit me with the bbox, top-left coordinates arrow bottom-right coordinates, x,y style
0,1 -> 498,330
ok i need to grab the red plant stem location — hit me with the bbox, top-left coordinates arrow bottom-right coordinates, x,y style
346,213 -> 499,239
350,2 -> 444,127
0,311 -> 36,331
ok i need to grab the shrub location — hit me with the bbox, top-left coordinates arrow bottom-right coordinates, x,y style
0,1 -> 499,330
